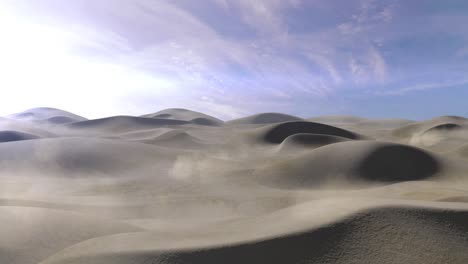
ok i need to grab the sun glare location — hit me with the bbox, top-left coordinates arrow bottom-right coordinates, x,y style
0,5 -> 175,117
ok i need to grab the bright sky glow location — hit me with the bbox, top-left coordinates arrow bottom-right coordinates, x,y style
0,0 -> 468,120
0,5 -> 176,118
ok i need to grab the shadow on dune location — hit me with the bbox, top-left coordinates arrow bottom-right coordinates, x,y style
190,117 -> 222,126
357,144 -> 440,182
41,207 -> 468,264
257,141 -> 441,188
261,121 -> 362,144
277,133 -> 350,151
142,108 -> 223,126
0,130 -> 40,143
66,116 -> 190,129
43,116 -> 81,124
228,113 -> 303,125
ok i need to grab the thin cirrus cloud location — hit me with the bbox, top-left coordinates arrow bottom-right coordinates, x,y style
0,0 -> 467,119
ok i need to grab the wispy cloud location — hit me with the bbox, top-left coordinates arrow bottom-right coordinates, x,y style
376,79 -> 468,96
216,0 -> 301,35
1,0 -> 468,119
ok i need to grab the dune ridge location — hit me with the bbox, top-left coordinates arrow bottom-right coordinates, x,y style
8,107 -> 87,121
63,115 -> 191,134
142,108 -> 223,126
257,141 -> 441,188
253,121 -> 364,144
227,112 -> 303,125
0,130 -> 40,142
39,204 -> 468,264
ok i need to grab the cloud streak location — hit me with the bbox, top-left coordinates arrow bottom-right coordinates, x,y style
0,0 -> 467,119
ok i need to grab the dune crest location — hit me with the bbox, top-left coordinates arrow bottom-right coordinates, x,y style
142,108 -> 223,126
255,121 -> 363,144
257,141 -> 441,188
8,107 -> 87,121
227,113 -> 303,125
0,130 -> 40,142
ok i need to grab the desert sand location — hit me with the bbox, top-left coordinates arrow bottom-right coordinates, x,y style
1,107 -> 468,263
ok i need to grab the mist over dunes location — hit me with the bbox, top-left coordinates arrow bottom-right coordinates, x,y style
1,108 -> 468,264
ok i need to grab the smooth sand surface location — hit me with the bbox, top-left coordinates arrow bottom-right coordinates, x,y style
1,109 -> 468,263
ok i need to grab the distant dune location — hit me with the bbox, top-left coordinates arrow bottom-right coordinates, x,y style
0,130 -> 39,142
142,108 -> 223,126
251,121 -> 364,144
227,112 -> 303,125
1,107 -> 468,264
63,115 -> 191,134
307,115 -> 368,124
42,116 -> 82,124
8,107 -> 87,121
257,141 -> 440,188
276,133 -> 350,153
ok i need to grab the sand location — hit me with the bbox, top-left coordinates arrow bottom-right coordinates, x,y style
1,108 -> 468,264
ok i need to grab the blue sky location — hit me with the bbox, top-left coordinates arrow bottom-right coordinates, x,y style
0,0 -> 467,120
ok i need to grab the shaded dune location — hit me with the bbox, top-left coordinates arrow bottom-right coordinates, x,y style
190,117 -> 221,126
137,130 -> 208,149
41,207 -> 468,264
437,196 -> 468,203
43,116 -> 81,124
152,113 -> 172,118
116,128 -> 175,140
276,133 -> 350,153
354,119 -> 415,129
453,144 -> 468,158
9,107 -> 87,121
228,113 -> 303,125
0,130 -> 39,143
257,121 -> 363,144
436,115 -> 468,121
257,141 -> 440,188
356,144 -> 439,182
0,120 -> 56,138
308,116 -> 414,129
142,108 -> 223,126
423,123 -> 462,134
392,123 -> 422,138
0,138 -> 181,176
0,206 -> 140,264
307,115 -> 367,124
64,116 -> 190,133
393,116 -> 468,138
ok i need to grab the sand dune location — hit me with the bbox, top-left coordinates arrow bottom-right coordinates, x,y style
142,108 -> 223,126
39,202 -> 468,264
0,130 -> 39,142
1,107 -> 468,264
190,117 -> 222,126
0,206 -> 140,264
307,115 -> 368,124
276,133 -> 350,154
394,115 -> 468,139
227,112 -> 303,125
42,115 -> 82,124
135,130 -> 210,149
8,107 -> 87,121
0,137 -> 182,177
424,123 -> 463,132
63,115 -> 191,134
257,141 -> 441,188
252,121 -> 364,144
